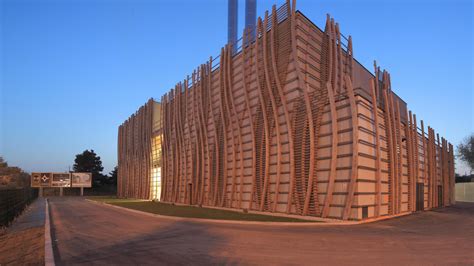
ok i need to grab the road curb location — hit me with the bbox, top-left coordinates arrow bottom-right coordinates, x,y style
85,199 -> 410,226
159,200 -> 340,223
44,199 -> 55,266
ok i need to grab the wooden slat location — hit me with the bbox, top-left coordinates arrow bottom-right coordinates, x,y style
320,16 -> 339,218
370,79 -> 382,217
342,75 -> 359,220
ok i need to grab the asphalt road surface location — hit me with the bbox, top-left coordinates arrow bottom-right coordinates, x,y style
48,197 -> 474,265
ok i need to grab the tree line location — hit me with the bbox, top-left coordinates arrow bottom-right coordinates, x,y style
0,157 -> 30,188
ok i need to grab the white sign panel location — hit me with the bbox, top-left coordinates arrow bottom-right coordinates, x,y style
71,172 -> 92,187
52,173 -> 71,187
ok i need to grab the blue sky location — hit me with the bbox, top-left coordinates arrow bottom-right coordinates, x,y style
1,0 -> 472,175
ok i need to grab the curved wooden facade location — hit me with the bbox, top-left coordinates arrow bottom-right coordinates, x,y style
118,0 -> 455,220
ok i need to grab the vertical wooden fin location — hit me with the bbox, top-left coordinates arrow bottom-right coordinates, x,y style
342,75 -> 359,220
370,78 -> 382,217
321,15 -> 339,218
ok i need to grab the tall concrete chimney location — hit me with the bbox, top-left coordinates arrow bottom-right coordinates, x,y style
228,0 -> 238,53
245,0 -> 256,43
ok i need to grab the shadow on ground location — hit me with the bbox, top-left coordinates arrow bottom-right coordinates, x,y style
49,198 -> 237,265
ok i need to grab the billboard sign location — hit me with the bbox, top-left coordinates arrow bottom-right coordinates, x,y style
39,173 -> 52,187
31,173 -> 42,187
71,172 -> 92,187
31,172 -> 91,188
52,173 -> 71,187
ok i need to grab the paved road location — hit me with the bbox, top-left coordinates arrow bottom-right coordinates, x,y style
48,197 -> 474,265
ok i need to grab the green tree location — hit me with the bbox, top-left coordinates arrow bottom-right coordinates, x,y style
73,150 -> 105,187
457,133 -> 474,172
107,166 -> 118,185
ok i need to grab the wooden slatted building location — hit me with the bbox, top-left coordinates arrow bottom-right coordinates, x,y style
117,0 -> 455,220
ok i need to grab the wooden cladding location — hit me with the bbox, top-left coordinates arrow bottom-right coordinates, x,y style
160,1 -> 362,220
117,99 -> 154,199
118,0 -> 455,220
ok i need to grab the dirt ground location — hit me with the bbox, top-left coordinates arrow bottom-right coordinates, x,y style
47,197 -> 474,265
0,199 -> 45,265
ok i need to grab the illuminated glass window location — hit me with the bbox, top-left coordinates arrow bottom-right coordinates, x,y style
150,135 -> 162,200
151,167 -> 161,200
152,135 -> 162,166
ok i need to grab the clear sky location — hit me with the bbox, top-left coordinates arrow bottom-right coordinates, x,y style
1,0 -> 473,175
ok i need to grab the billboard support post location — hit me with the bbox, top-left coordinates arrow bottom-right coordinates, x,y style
80,187 -> 84,196
60,187 -> 64,196
39,187 -> 43,197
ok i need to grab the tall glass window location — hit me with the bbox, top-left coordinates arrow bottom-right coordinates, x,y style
150,135 -> 162,200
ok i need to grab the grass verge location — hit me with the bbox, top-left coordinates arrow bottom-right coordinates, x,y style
87,196 -> 318,223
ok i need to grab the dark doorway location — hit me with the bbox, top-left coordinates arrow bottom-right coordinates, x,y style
438,185 -> 443,207
362,206 -> 368,219
188,183 -> 193,205
416,183 -> 424,211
